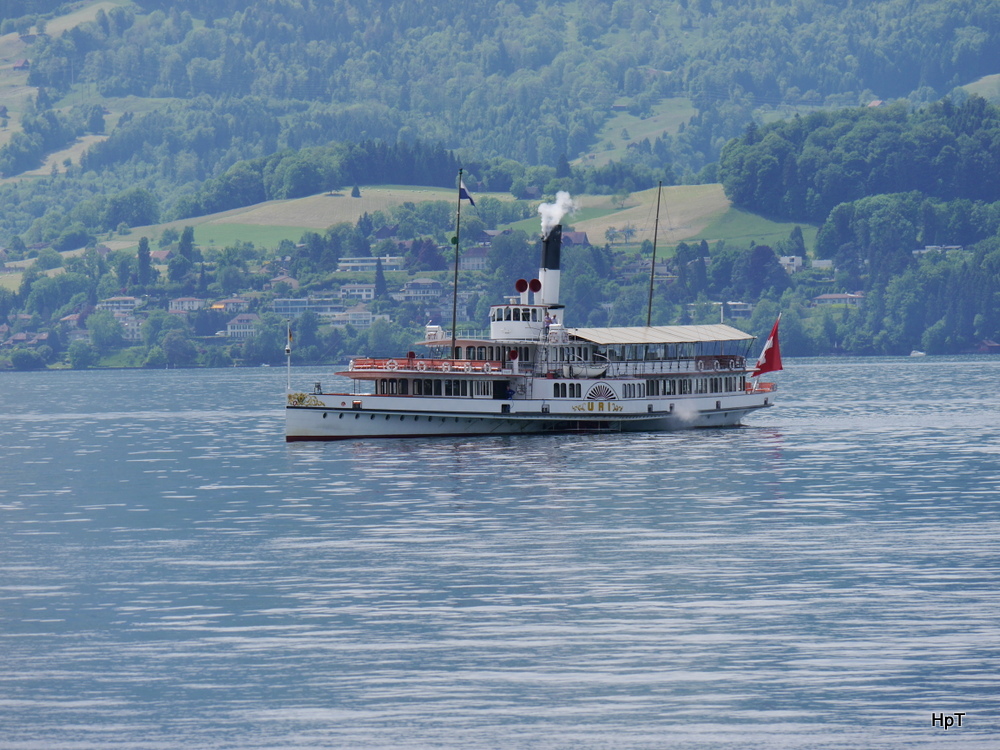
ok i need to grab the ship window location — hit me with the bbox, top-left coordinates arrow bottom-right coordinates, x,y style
434,380 -> 442,396
513,308 -> 521,321
477,347 -> 486,360
413,379 -> 422,395
461,381 -> 468,396
504,307 -> 512,321
466,346 -> 475,359
400,379 -> 408,395
444,380 -> 453,396
522,308 -> 530,320
531,309 -> 538,322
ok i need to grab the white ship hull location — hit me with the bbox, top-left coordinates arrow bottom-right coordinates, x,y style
285,389 -> 775,441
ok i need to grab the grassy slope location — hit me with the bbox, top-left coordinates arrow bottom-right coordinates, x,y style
575,97 -> 698,168
963,74 -> 1000,102
118,183 -> 815,257
0,0 -> 128,177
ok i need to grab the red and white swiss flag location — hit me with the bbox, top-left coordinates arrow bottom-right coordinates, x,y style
752,314 -> 782,378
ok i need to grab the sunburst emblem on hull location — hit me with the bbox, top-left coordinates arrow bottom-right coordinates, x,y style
586,383 -> 617,400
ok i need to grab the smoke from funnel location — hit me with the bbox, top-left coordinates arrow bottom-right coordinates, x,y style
538,191 -> 578,238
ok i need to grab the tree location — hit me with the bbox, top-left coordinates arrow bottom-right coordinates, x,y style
374,257 -> 388,298
161,330 -> 197,366
203,346 -> 233,368
142,309 -> 188,347
143,345 -> 167,368
34,247 -> 63,270
10,348 -> 45,370
87,310 -> 125,354
168,254 -> 193,282
295,310 -> 320,349
137,236 -> 152,285
102,187 -> 159,230
178,226 -> 195,261
67,340 -> 96,369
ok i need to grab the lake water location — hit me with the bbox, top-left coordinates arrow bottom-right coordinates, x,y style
1,358 -> 999,749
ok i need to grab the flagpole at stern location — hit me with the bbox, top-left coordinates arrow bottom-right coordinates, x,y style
285,321 -> 292,391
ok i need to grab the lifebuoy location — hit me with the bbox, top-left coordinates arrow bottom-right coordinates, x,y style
441,361 -> 452,372
482,362 -> 492,373
386,359 -> 398,371
463,362 -> 473,373
416,361 -> 427,372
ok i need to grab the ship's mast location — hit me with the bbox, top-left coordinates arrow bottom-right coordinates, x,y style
646,180 -> 662,327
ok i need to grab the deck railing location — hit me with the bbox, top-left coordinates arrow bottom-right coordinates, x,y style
347,356 -> 753,380
348,357 -> 505,374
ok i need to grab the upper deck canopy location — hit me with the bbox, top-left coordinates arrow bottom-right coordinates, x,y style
567,324 -> 754,346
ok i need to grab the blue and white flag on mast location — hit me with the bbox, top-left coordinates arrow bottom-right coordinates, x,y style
459,180 -> 476,206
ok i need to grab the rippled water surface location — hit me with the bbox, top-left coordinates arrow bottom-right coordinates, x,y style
2,359 -> 999,748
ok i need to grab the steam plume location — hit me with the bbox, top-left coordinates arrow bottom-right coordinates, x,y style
538,191 -> 578,238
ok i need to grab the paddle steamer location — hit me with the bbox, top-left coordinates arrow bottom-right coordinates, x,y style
285,224 -> 779,441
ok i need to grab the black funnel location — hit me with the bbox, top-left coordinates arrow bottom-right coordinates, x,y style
541,224 -> 562,270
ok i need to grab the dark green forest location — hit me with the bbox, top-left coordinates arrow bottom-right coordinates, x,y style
4,0 -> 1000,367
5,0 -> 1000,244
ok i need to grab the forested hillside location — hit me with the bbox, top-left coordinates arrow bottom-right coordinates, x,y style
4,0 -> 1000,368
720,97 -> 1000,222
4,0 -> 1000,246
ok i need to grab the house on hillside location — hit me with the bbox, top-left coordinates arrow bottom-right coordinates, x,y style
562,231 -> 591,247
96,296 -> 140,313
337,255 -> 403,273
391,278 -> 444,302
780,256 -> 804,274
341,283 -> 376,301
169,297 -> 206,313
328,305 -> 389,329
267,274 -> 300,290
211,298 -> 249,313
226,313 -> 259,339
813,293 -> 864,307
271,298 -> 343,320
114,312 -> 143,342
459,246 -> 490,271
479,229 -> 511,245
